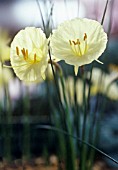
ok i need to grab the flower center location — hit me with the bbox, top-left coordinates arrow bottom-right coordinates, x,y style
16,47 -> 43,64
69,33 -> 88,57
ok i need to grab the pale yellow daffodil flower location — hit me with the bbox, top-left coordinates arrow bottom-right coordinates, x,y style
10,27 -> 48,83
0,28 -> 10,62
50,18 -> 107,75
0,62 -> 13,88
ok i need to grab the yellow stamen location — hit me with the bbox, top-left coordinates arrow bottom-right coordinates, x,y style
21,48 -> 29,61
69,39 -> 82,56
25,49 -> 28,60
21,48 -> 25,56
34,53 -> 36,62
69,33 -> 88,57
16,46 -> 19,56
16,47 -> 41,64
72,41 -> 76,45
69,40 -> 72,45
83,33 -> 87,53
72,39 -> 80,45
84,33 -> 87,41
77,39 -> 80,45
77,41 -> 82,56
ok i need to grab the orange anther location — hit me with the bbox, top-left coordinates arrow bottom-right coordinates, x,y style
25,49 -> 28,59
72,41 -> 76,45
72,39 -> 80,45
16,46 -> 19,56
69,40 -> 72,45
34,53 -> 36,62
84,33 -> 87,41
77,39 -> 80,45
21,48 -> 25,56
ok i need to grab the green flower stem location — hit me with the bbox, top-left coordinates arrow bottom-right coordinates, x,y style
88,128 -> 98,170
48,53 -> 76,170
87,64 -> 93,112
80,71 -> 88,170
106,0 -> 115,45
48,51 -> 67,130
36,0 -> 53,37
36,0 -> 46,34
56,66 -> 76,170
59,75 -> 69,126
59,75 -> 76,170
87,69 -> 104,170
57,127 -> 66,167
45,79 -> 52,123
88,104 -> 104,170
65,136 -> 76,170
73,78 -> 81,149
22,87 -> 30,161
85,65 -> 94,170
0,63 -> 13,164
101,0 -> 109,25
0,60 -> 12,163
3,84 -> 12,163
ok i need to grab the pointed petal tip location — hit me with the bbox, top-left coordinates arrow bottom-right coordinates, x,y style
74,65 -> 78,76
96,59 -> 103,64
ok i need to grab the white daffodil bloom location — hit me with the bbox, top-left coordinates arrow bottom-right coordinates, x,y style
107,83 -> 118,100
10,27 -> 48,82
0,28 -> 10,61
50,18 -> 107,75
0,62 -> 13,88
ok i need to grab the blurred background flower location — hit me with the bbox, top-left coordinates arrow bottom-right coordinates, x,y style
0,28 -> 10,62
